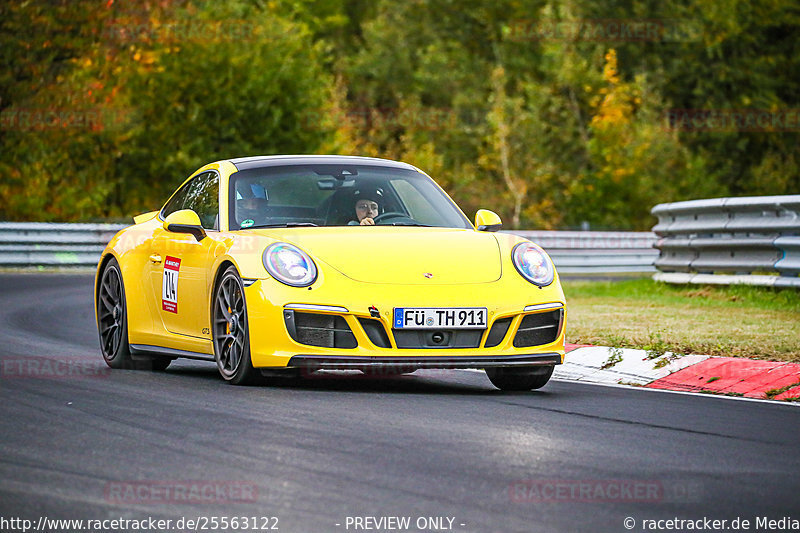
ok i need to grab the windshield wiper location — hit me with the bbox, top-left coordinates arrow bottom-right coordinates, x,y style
389,222 -> 430,227
249,222 -> 319,228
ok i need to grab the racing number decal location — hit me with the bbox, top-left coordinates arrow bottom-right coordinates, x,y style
162,256 -> 181,313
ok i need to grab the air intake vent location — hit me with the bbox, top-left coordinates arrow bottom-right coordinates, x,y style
357,318 -> 391,348
484,317 -> 513,348
512,309 -> 562,348
284,311 -> 357,349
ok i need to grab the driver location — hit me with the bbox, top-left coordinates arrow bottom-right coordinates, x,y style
349,188 -> 384,226
353,198 -> 379,225
236,183 -> 268,227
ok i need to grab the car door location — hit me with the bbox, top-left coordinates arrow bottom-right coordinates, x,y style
148,171 -> 220,340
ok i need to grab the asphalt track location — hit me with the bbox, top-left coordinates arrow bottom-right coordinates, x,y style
0,274 -> 798,533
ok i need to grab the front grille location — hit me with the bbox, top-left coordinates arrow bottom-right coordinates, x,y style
392,329 -> 483,349
512,309 -> 562,348
284,311 -> 357,349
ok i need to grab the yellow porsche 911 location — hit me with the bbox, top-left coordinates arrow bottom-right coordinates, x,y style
95,155 -> 566,390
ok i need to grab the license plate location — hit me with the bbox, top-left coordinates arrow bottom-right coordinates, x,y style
393,307 -> 488,329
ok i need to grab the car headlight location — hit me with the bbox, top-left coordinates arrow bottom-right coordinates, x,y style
512,242 -> 555,287
263,243 -> 317,287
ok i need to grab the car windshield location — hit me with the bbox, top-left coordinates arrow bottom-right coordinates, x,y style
228,164 -> 472,230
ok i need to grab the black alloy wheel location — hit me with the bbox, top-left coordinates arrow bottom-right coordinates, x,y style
97,258 -> 171,370
212,266 -> 260,384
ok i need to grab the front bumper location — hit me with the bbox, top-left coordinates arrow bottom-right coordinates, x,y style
286,352 -> 561,371
244,272 -> 567,369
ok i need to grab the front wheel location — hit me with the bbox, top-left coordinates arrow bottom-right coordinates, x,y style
485,365 -> 554,391
212,266 -> 261,385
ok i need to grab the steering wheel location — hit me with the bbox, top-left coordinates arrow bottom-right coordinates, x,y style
372,212 -> 409,224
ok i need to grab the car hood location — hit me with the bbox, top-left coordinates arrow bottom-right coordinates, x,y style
278,227 -> 502,284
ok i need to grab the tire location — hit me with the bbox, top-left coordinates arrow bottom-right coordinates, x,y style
97,258 -> 134,368
485,365 -> 554,391
97,258 -> 173,371
147,357 -> 174,371
212,266 -> 261,385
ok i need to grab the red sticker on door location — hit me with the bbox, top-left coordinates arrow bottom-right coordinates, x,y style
162,256 -> 181,313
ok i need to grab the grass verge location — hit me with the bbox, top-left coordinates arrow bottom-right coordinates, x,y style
562,278 -> 800,362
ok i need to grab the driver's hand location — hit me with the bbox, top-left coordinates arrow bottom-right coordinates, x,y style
360,217 -> 375,225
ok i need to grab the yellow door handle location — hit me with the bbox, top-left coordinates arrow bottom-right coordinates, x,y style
149,254 -> 162,264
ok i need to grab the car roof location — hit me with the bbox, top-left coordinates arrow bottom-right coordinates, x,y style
228,155 -> 419,172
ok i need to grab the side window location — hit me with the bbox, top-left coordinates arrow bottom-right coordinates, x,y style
188,173 -> 219,230
161,179 -> 194,219
161,172 -> 219,230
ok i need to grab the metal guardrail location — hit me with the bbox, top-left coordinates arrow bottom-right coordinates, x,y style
510,231 -> 657,274
0,222 -> 125,267
651,195 -> 800,288
0,222 -> 657,274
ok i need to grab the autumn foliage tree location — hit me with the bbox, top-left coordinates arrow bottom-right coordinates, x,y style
1,0 -> 798,228
1,0 -> 334,220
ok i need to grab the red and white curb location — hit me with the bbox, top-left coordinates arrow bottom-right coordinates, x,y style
558,344 -> 800,402
557,344 -> 709,386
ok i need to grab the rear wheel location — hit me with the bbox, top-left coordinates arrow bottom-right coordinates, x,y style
97,258 -> 172,371
97,258 -> 133,368
212,266 -> 261,385
485,365 -> 554,391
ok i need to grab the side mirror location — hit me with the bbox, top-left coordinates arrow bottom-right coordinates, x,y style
163,209 -> 206,241
475,209 -> 502,232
